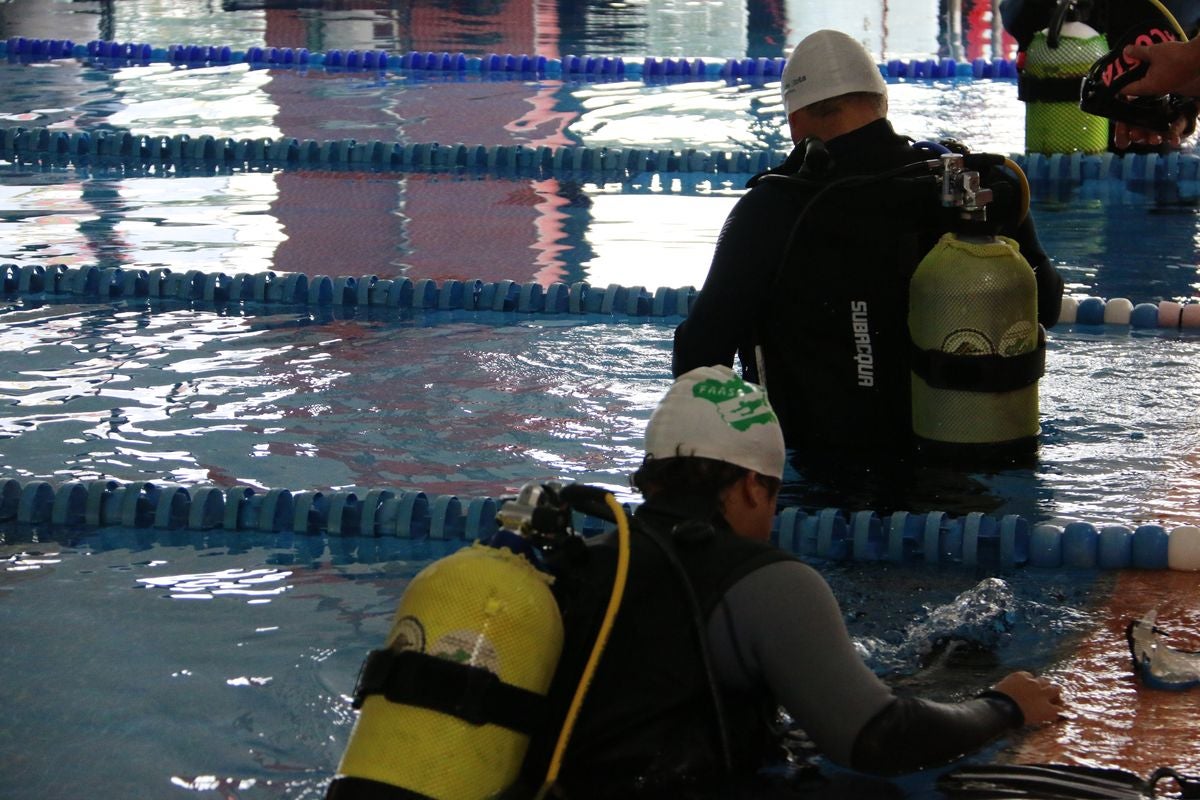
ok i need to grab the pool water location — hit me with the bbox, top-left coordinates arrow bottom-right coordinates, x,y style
2,300 -> 1200,524
0,3 -> 1197,300
3,1 -> 1200,798
0,526 -> 1105,800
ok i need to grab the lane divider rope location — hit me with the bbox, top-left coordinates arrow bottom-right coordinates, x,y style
0,263 -> 696,317
5,126 -> 1199,185
2,36 -> 1019,83
0,125 -> 786,177
3,263 -> 1199,329
1,477 -> 1196,571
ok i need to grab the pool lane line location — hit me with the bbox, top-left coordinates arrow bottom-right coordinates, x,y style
5,125 -> 1200,188
1,36 -> 1021,84
2,476 -> 1199,571
4,264 -> 1200,332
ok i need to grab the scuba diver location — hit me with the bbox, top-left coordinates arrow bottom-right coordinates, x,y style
1001,0 -> 1200,151
1000,0 -> 1200,53
326,366 -> 1066,799
672,30 -> 1064,498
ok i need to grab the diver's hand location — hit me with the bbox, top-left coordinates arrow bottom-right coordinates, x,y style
1121,39 -> 1200,98
991,671 -> 1064,726
1113,116 -> 1188,150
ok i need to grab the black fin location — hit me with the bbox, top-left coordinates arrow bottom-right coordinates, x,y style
938,763 -> 1150,799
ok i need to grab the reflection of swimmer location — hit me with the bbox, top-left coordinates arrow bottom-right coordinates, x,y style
778,451 -> 1029,518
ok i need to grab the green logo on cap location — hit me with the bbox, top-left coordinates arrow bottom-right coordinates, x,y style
692,376 -> 778,432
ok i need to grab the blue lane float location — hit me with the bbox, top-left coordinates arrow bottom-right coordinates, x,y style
3,476 -> 1199,571
0,263 -> 699,319
8,126 -> 1200,186
1,36 -> 1018,85
1058,295 -> 1200,330
0,125 -> 785,178
4,262 -> 1199,328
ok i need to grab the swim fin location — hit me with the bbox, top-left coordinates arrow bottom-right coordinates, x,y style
1127,611 -> 1200,691
938,763 -> 1151,798
938,763 -> 1200,799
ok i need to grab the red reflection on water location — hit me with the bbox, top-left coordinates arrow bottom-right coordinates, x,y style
257,2 -> 580,285
1012,570 -> 1200,777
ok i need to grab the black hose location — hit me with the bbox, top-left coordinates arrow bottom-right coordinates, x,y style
1047,0 -> 1076,48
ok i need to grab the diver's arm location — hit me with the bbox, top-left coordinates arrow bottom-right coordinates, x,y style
853,671 -> 1062,773
848,693 -> 1022,774
708,561 -> 1027,773
707,560 -> 896,766
672,186 -> 789,378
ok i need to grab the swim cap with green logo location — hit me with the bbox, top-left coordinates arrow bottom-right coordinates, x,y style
645,365 -> 785,479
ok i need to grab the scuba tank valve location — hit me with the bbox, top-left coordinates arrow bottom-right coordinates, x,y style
937,153 -> 992,222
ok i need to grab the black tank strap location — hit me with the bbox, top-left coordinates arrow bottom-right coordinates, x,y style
353,648 -> 547,734
1018,74 -> 1086,103
634,516 -> 736,776
910,336 -> 1046,393
325,776 -> 436,800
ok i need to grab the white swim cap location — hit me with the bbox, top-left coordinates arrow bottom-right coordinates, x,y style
781,29 -> 888,117
645,365 -> 785,480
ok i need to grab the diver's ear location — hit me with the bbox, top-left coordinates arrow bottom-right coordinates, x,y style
721,472 -> 776,542
730,471 -> 773,509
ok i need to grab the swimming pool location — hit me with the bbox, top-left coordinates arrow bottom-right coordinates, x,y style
3,1 -> 1200,798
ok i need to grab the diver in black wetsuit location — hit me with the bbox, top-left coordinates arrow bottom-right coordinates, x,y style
521,365 -> 1066,799
1001,0 -> 1200,150
1000,0 -> 1200,51
672,30 -> 1063,482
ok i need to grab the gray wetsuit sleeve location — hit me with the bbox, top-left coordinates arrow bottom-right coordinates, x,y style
707,560 -> 895,766
708,561 -> 1023,772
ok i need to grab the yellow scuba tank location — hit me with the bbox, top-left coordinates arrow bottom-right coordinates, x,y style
1019,1 -> 1109,154
326,529 -> 564,799
908,154 -> 1045,452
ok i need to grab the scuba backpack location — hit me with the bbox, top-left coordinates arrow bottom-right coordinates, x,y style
756,140 -> 1045,460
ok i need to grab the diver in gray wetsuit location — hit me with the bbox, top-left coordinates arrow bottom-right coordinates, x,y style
522,365 -> 1066,799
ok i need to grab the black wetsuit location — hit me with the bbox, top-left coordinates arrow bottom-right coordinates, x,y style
1001,0 -> 1200,152
999,0 -> 1200,48
672,119 -> 1064,455
525,493 -> 1027,798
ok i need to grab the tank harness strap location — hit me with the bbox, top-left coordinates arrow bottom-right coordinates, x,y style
325,776 -> 436,800
910,327 -> 1046,393
1017,74 -> 1087,103
353,648 -> 547,734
